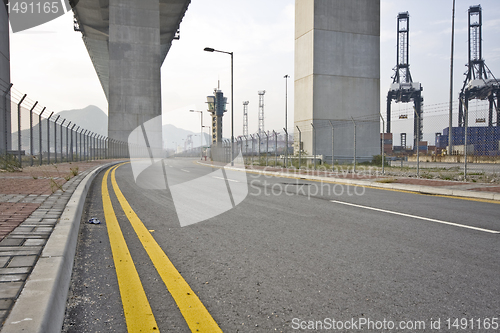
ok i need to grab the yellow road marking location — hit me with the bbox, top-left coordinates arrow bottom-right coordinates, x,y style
196,161 -> 500,205
101,164 -> 159,332
111,164 -> 222,333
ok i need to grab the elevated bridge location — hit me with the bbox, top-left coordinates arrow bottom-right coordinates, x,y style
72,0 -> 190,143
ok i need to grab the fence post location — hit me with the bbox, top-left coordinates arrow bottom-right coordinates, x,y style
17,94 -> 27,166
53,115 -> 60,163
256,133 -> 261,165
274,130 -> 277,167
2,83 -> 13,156
462,98 -> 468,179
91,133 -> 94,160
70,124 -> 76,161
265,131 -> 269,166
29,101 -> 38,166
46,112 -> 54,164
328,120 -> 334,171
282,128 -> 288,169
88,131 -> 91,161
79,128 -> 82,161
243,135 -> 248,165
38,108 -> 45,165
296,126 -> 301,170
59,119 -> 65,163
379,114 -> 385,175
414,109 -> 420,178
65,122 -> 71,161
350,117 -> 356,173
310,123 -> 316,170
97,135 -> 101,160
75,126 -> 80,161
88,132 -> 92,161
247,135 -> 251,164
88,132 -> 92,160
82,130 -> 86,161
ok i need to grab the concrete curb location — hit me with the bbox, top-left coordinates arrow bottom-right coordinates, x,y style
1,161 -> 121,333
202,162 -> 500,202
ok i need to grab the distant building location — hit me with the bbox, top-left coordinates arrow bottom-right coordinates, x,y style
436,127 -> 500,156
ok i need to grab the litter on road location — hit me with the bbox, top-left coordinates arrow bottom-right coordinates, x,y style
87,218 -> 101,224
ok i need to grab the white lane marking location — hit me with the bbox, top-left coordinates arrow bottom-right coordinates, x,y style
11,318 -> 32,324
330,200 -> 500,234
180,169 -> 190,173
169,165 -> 173,168
213,176 -> 239,183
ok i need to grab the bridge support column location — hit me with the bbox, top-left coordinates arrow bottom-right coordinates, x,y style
108,0 -> 162,147
0,3 -> 11,154
294,0 -> 380,162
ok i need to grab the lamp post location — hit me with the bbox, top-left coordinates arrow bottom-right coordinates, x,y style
284,75 -> 290,168
190,110 -> 204,160
204,47 -> 234,166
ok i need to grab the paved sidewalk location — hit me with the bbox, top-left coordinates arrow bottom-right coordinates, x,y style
0,160 -> 120,328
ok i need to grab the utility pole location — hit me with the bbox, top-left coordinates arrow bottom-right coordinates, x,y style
448,0 -> 456,155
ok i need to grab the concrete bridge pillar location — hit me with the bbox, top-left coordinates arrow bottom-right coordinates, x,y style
108,0 -> 162,144
0,2 -> 11,154
294,0 -> 380,163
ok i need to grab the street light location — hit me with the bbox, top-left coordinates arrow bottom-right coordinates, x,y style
190,110 -> 204,160
204,46 -> 234,166
284,74 -> 290,168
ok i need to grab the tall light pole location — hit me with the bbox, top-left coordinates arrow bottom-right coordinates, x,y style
190,110 -> 204,160
204,47 -> 234,166
448,0 -> 456,155
284,75 -> 290,167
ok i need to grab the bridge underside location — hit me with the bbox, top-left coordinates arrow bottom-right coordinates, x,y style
73,0 -> 190,143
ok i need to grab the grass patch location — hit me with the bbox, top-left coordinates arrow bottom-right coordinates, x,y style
376,178 -> 397,183
0,154 -> 22,172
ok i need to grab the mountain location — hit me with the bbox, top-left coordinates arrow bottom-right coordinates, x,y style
162,124 -> 211,150
11,105 -> 107,152
11,105 -> 211,152
55,105 -> 107,136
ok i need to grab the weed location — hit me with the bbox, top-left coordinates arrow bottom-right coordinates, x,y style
0,154 -> 22,172
70,166 -> 79,177
49,178 -> 64,193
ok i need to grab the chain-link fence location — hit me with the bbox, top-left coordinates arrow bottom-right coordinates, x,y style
186,103 -> 499,182
1,86 -> 129,169
384,100 -> 500,180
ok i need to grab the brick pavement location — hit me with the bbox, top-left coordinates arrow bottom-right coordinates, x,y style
0,160 -> 120,328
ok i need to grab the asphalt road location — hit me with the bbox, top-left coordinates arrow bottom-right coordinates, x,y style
63,158 -> 500,332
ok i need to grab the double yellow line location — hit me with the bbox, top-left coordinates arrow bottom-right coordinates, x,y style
101,163 -> 222,332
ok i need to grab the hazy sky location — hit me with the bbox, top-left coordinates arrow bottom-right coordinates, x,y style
9,0 -> 500,144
